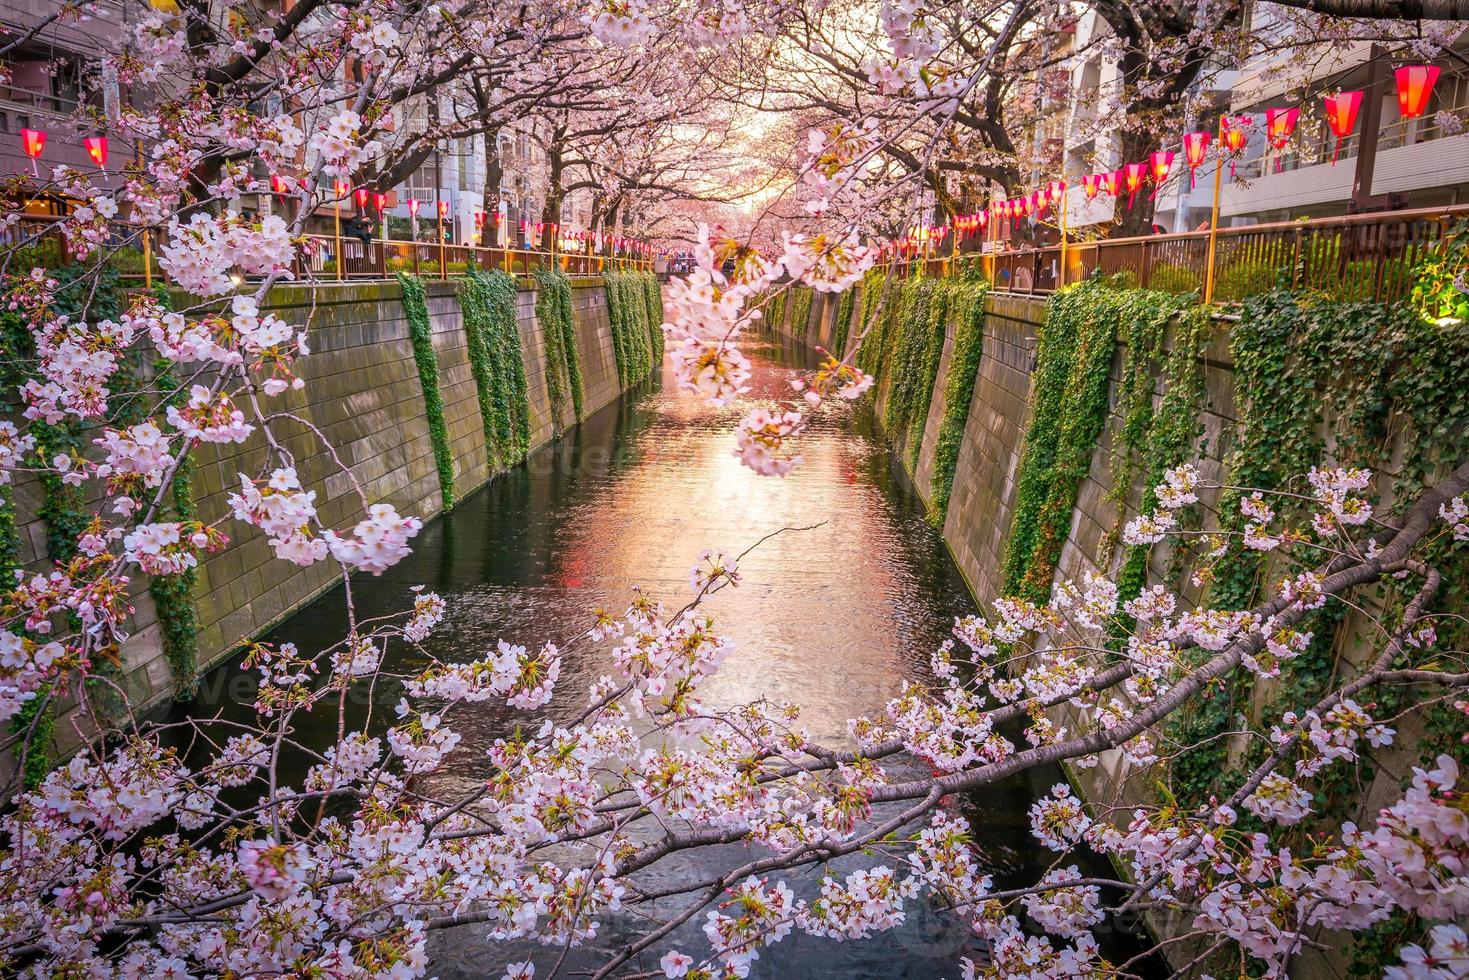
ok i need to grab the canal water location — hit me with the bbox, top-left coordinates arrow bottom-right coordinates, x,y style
179,333 -> 1154,977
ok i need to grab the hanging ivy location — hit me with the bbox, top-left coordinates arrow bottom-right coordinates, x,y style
830,286 -> 857,358
398,274 -> 456,511
534,266 -> 583,427
0,263 -> 122,784
605,269 -> 662,387
881,278 -> 940,450
788,285 -> 815,340
927,278 -> 990,524
1114,306 -> 1211,603
1000,275 -> 1126,604
764,288 -> 789,335
853,269 -> 890,375
458,268 -> 531,468
641,271 -> 665,365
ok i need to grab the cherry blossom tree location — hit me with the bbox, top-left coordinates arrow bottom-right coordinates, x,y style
1,0 -> 1467,977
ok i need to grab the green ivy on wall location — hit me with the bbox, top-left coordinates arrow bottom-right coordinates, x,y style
641,271 -> 665,365
1000,275 -> 1128,604
398,274 -> 456,511
927,278 -> 990,524
788,285 -> 815,340
764,289 -> 789,334
534,266 -> 584,428
458,268 -> 531,468
605,269 -> 663,387
1114,306 -> 1211,604
0,263 -> 123,784
881,278 -> 941,454
830,286 -> 857,359
853,269 -> 888,375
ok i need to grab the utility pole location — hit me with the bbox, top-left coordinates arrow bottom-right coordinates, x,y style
1349,45 -> 1406,215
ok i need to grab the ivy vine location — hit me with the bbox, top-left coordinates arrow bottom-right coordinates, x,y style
0,263 -> 123,784
927,278 -> 990,524
458,268 -> 531,468
146,286 -> 202,698
830,286 -> 857,358
398,274 -> 456,511
641,271 -> 665,365
534,266 -> 584,429
1000,275 -> 1127,604
881,278 -> 940,456
788,285 -> 815,341
605,269 -> 662,387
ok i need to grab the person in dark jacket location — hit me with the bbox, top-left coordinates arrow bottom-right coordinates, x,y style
344,215 -> 375,246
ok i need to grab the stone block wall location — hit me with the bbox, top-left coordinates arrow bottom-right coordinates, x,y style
7,276 -> 630,738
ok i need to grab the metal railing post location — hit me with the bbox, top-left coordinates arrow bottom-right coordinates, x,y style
1203,126 -> 1224,305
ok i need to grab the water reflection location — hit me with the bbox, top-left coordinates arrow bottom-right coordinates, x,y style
177,333 -> 1156,977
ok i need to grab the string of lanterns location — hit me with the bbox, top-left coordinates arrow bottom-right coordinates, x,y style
14,60 -> 1441,263
875,59 -> 1443,254
14,133 -> 661,257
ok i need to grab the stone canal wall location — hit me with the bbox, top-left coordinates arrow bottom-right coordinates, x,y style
7,277 -> 628,743
777,282 -> 1448,979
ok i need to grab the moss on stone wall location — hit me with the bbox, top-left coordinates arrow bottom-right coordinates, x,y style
831,287 -> 857,358
789,285 -> 815,340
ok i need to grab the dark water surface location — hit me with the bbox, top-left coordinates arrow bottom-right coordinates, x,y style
179,334 -> 1155,978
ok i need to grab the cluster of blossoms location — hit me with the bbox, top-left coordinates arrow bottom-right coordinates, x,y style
20,311 -> 135,423
157,211 -> 294,296
662,224 -> 876,475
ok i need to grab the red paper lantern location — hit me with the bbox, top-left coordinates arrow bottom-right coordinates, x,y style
19,128 -> 45,160
474,210 -> 486,228
1182,132 -> 1210,188
1220,116 -> 1248,152
1265,107 -> 1300,172
407,198 -> 420,217
333,179 -> 349,198
1148,150 -> 1175,199
437,200 -> 448,218
976,210 -> 988,230
1322,91 -> 1363,164
1123,162 -> 1147,209
354,187 -> 370,211
1394,64 -> 1440,120
373,192 -> 386,213
1083,173 -> 1103,200
270,174 -> 290,195
83,136 -> 107,168
1220,115 -> 1251,177
1103,170 -> 1121,197
1266,107 -> 1299,148
1048,179 -> 1067,205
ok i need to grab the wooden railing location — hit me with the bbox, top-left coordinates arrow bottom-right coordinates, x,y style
887,204 -> 1468,305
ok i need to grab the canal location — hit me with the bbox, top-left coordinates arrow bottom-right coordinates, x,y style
178,332 -> 1153,977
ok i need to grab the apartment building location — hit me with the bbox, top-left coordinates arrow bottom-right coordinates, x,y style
1,0 -> 133,213
1057,5 -> 1468,234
